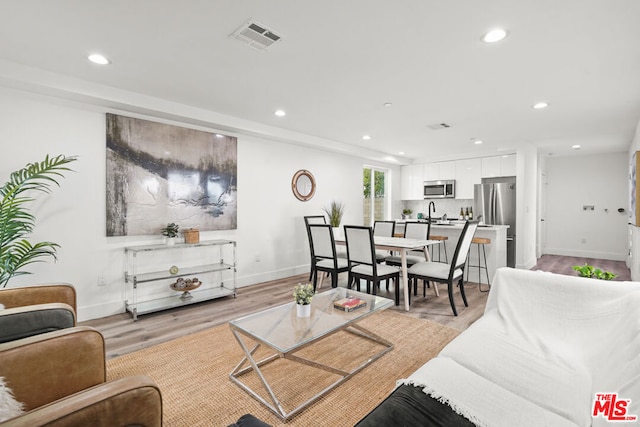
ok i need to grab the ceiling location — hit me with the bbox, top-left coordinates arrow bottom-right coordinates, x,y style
1,0 -> 639,164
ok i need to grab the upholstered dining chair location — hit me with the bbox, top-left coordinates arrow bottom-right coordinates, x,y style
304,215 -> 328,280
407,220 -> 479,316
344,225 -> 401,305
385,221 -> 431,268
373,220 -> 395,263
308,223 -> 349,291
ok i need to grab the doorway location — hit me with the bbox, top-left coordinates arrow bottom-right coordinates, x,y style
363,166 -> 389,226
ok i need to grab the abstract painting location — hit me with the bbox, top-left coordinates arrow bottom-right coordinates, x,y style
106,113 -> 237,236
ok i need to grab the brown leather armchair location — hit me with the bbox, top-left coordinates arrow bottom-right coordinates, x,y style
0,283 -> 77,311
0,283 -> 77,343
0,326 -> 162,426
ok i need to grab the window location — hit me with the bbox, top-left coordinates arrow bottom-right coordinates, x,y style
363,167 -> 389,226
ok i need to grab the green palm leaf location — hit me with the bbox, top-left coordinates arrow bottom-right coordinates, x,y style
0,154 -> 77,287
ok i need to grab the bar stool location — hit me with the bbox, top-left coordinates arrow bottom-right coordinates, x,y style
465,237 -> 491,291
429,235 -> 448,263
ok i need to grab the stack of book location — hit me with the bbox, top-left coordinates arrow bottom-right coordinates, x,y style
333,296 -> 367,312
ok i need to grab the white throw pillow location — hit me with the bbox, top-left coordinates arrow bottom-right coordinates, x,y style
0,376 -> 24,422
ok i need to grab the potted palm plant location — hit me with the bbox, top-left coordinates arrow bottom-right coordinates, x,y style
0,154 -> 77,288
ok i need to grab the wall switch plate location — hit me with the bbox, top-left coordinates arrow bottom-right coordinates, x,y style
583,205 -> 595,211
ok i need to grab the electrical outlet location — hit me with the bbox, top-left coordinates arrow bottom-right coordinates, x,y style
254,255 -> 261,262
97,275 -> 107,287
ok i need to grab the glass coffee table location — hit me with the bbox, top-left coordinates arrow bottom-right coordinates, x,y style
229,288 -> 394,420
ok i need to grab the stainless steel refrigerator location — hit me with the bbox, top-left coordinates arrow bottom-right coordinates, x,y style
473,178 -> 516,267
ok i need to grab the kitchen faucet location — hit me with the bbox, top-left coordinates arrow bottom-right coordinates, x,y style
428,201 -> 436,222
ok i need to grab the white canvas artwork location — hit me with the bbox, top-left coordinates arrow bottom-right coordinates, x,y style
106,114 -> 237,236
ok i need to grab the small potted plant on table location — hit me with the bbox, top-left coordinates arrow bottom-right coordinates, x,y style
161,222 -> 180,245
293,283 -> 314,317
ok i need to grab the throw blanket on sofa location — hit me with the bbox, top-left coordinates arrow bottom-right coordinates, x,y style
400,268 -> 640,427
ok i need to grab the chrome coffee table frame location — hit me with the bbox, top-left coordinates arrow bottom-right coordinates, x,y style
229,288 -> 393,420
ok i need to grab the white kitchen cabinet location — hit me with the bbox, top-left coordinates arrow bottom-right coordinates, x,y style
423,161 -> 455,181
501,154 -> 517,176
439,161 -> 456,179
422,163 -> 438,182
400,163 -> 424,200
481,156 -> 501,178
481,155 -> 517,178
455,158 -> 481,199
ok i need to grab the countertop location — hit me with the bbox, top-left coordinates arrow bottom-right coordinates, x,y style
395,219 -> 509,231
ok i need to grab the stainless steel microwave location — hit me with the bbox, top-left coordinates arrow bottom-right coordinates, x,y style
424,180 -> 455,199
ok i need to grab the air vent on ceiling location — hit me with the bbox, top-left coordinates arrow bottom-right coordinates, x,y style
230,19 -> 283,51
427,123 -> 451,130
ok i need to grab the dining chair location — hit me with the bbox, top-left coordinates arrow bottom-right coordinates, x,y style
385,221 -> 431,268
304,215 -> 328,281
308,224 -> 349,291
344,225 -> 401,305
373,220 -> 395,263
407,220 -> 479,316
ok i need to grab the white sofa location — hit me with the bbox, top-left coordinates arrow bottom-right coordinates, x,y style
399,268 -> 640,427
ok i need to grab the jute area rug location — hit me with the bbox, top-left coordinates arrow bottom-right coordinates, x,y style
107,310 -> 459,427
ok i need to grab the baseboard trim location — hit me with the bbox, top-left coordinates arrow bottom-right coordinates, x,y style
77,300 -> 126,322
77,266 -> 311,321
236,266 -> 308,287
544,248 -> 626,261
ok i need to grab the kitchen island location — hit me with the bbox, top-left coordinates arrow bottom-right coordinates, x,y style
396,220 -> 508,286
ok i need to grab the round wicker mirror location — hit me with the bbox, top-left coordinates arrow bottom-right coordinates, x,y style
291,170 -> 316,201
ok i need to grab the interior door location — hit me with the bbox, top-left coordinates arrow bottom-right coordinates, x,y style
537,171 -> 547,257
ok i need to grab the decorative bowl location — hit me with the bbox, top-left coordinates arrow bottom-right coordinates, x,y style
170,277 -> 202,300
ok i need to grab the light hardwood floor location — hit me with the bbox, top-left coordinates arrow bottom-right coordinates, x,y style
81,254 -> 631,359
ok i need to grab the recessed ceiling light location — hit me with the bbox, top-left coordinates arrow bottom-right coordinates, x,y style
398,151 -> 405,155
362,135 -> 371,140
274,110 -> 286,117
532,102 -> 549,109
482,28 -> 508,43
474,140 -> 484,145
572,144 -> 581,150
88,53 -> 110,65
384,102 -> 393,107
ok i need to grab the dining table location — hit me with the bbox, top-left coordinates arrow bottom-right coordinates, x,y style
335,235 -> 440,311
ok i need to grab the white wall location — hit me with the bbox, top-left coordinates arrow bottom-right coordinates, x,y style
628,120 -> 640,280
536,153 -> 548,258
0,87 -> 395,320
545,152 -> 628,260
516,144 -> 538,270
